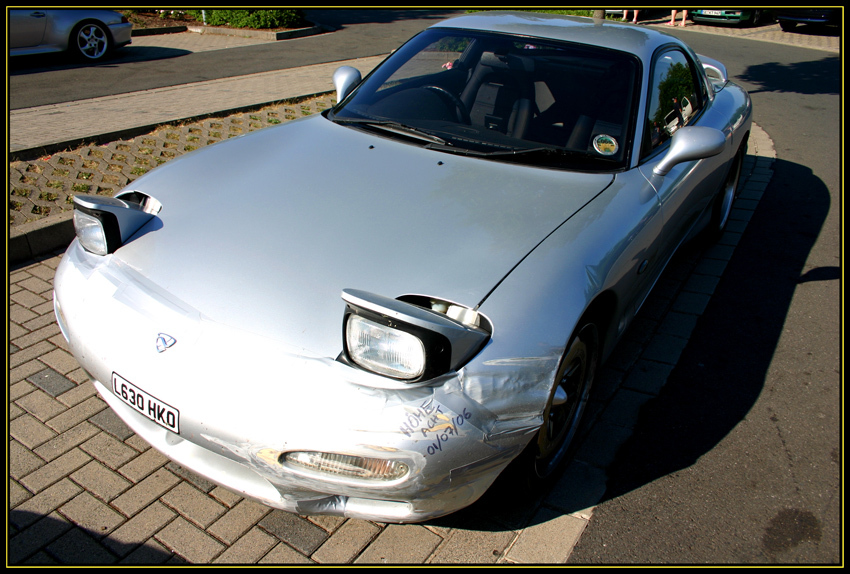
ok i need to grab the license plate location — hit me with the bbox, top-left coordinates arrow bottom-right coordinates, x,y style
112,372 -> 180,433
702,10 -> 723,16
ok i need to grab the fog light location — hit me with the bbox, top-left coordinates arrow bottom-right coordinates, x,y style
282,451 -> 409,482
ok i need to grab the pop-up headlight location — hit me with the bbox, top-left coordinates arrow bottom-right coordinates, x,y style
341,289 -> 491,383
72,194 -> 156,255
346,314 -> 426,379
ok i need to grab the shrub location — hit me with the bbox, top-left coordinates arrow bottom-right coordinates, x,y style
188,9 -> 303,29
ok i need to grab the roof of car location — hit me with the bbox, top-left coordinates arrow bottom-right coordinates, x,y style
431,11 -> 678,62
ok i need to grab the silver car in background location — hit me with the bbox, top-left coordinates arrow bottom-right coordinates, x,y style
53,12 -> 752,523
9,9 -> 132,61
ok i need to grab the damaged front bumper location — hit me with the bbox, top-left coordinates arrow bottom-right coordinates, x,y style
53,241 -> 540,523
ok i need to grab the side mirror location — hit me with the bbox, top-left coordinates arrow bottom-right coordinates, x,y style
333,66 -> 362,104
653,126 -> 726,177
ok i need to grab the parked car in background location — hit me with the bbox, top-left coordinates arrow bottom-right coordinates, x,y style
690,9 -> 771,27
53,11 -> 752,523
772,8 -> 840,31
9,9 -> 132,61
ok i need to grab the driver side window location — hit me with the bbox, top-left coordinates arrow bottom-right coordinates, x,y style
643,50 -> 701,158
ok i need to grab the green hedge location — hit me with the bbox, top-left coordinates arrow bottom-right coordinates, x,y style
188,9 -> 303,29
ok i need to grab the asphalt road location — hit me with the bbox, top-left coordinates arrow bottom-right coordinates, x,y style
9,12 -> 841,563
568,29 -> 841,564
8,9 -> 465,109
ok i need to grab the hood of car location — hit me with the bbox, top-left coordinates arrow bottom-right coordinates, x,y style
114,114 -> 613,355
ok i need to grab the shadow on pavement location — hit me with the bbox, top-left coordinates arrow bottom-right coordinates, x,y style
738,54 -> 840,96
10,510 -> 176,565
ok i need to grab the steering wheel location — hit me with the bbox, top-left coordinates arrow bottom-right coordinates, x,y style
423,85 -> 470,124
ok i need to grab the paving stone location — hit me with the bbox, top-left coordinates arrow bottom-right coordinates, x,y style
259,510 -> 330,556
118,447 -> 169,482
258,542 -> 314,564
34,421 -> 100,462
89,407 -> 134,440
213,527 -> 278,564
70,460 -> 133,502
46,395 -> 108,433
155,517 -> 226,564
112,468 -> 182,517
119,539 -> 175,564
10,288 -> 49,309
9,479 -> 34,509
505,507 -> 586,564
9,303 -> 38,324
11,362 -> 45,385
11,479 -> 83,529
9,511 -> 73,565
17,275 -> 53,295
16,388 -> 67,421
45,526 -> 119,565
10,341 -> 55,369
621,359 -> 675,396
39,347 -> 81,375
20,447 -> 91,494
161,481 -> 227,529
22,311 -> 61,333
313,519 -> 382,564
59,491 -> 126,536
13,323 -> 62,351
57,380 -> 98,407
308,514 -> 347,533
545,460 -> 609,520
209,485 -> 243,509
354,524 -> 442,564
599,389 -> 655,430
26,367 -> 77,397
166,462 -> 216,493
427,525 -> 516,564
10,413 -> 57,449
10,439 -> 46,480
81,431 -> 139,470
207,498 -> 273,545
642,332 -> 689,365
103,502 -> 176,557
10,401 -> 25,420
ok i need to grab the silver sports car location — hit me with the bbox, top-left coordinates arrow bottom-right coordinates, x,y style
53,12 -> 751,523
9,9 -> 132,61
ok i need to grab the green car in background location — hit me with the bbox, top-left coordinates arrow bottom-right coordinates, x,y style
691,9 -> 771,27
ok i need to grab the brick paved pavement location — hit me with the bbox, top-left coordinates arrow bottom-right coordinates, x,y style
9,16 -> 785,564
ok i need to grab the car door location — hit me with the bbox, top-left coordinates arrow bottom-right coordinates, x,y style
638,48 -> 727,265
10,10 -> 49,49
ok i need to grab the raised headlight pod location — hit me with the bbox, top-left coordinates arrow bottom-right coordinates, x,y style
282,451 -> 410,482
72,194 -> 156,255
341,289 -> 491,382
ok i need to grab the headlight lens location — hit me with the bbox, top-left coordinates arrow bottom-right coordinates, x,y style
346,315 -> 425,379
73,210 -> 109,255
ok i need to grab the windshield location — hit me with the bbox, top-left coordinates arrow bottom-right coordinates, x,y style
331,28 -> 640,170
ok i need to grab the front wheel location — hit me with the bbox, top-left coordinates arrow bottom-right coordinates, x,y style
531,322 -> 599,480
73,22 -> 111,61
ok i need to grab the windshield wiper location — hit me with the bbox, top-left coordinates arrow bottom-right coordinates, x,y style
425,143 -> 589,159
332,118 -> 447,145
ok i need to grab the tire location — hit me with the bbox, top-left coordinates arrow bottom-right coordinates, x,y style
708,146 -> 744,238
72,21 -> 111,61
530,322 -> 599,480
779,20 -> 797,32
